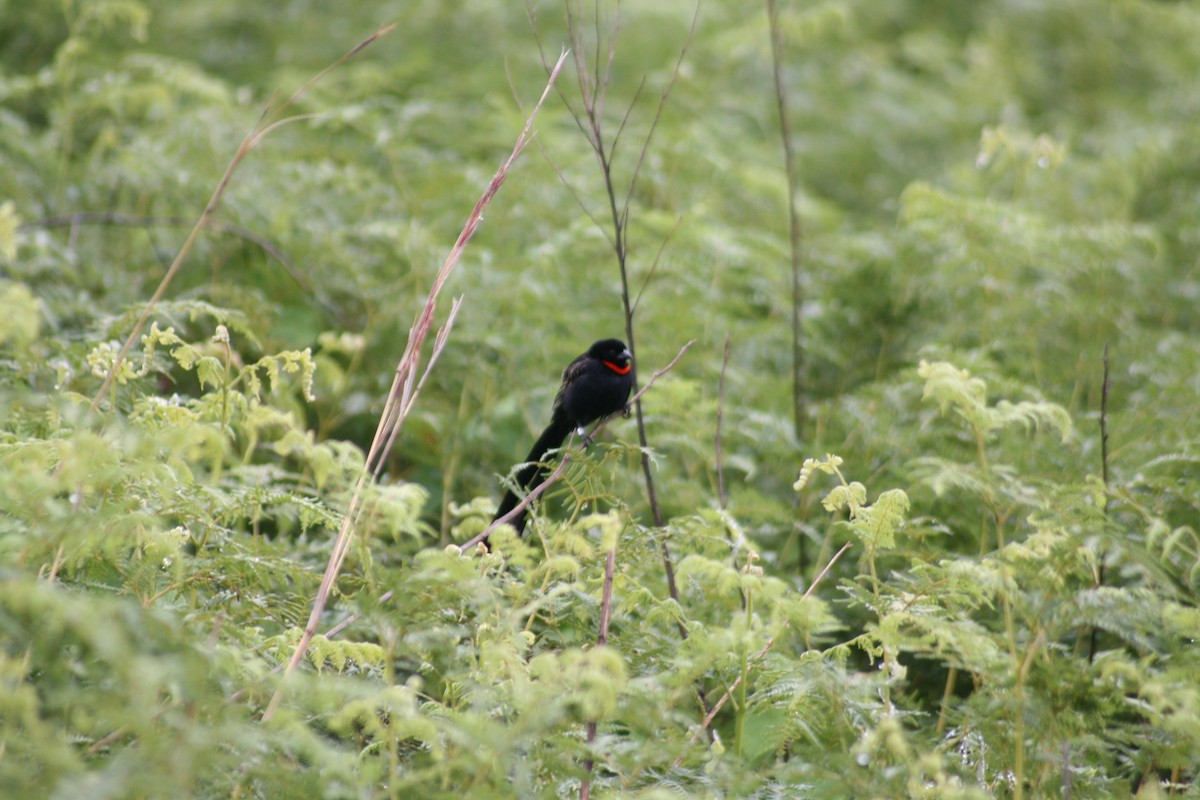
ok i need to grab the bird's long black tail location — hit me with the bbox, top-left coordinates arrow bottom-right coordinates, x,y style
493,413 -> 574,535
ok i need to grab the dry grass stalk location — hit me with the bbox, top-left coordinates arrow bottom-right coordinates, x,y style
261,49 -> 570,722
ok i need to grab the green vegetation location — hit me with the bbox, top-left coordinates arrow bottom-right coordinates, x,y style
2,0 -> 1198,796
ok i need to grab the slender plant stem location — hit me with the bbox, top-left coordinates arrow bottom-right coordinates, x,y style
935,666 -> 958,734
716,334 -> 731,509
866,544 -> 894,713
734,570 -> 753,757
1013,630 -> 1045,800
1088,342 -> 1112,663
581,541 -> 618,799
765,0 -> 805,440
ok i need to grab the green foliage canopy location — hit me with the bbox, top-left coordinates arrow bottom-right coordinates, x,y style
2,0 -> 1198,796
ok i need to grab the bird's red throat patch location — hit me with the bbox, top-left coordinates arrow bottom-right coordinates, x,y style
603,360 -> 632,375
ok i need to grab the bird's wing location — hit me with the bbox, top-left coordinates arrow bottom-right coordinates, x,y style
560,353 -> 589,387
551,352 -> 590,414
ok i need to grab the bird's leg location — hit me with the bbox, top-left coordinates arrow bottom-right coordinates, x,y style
577,425 -> 594,448
621,403 -> 632,418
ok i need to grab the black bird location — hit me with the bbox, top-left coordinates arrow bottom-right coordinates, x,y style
493,338 -> 634,535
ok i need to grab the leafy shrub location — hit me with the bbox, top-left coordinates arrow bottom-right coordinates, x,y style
2,0 -> 1198,797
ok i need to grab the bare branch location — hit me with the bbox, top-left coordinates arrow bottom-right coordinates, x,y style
581,540 -> 619,799
630,213 -> 682,317
608,75 -> 646,166
526,1 -> 577,116
532,3 -> 696,635
599,338 -> 693,430
619,2 -> 700,224
1100,341 -> 1112,505
325,590 -> 394,640
716,334 -> 731,509
765,0 -> 806,437
465,453 -> 574,551
1088,342 -> 1113,664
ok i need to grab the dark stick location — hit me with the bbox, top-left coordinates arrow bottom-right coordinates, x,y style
1088,342 -> 1112,664
765,0 -> 806,440
1100,342 -> 1111,502
716,334 -> 731,509
581,544 -> 618,799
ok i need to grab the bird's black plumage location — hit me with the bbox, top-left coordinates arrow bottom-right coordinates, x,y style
492,339 -> 634,536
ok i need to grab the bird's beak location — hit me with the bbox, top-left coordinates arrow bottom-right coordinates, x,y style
621,349 -> 633,362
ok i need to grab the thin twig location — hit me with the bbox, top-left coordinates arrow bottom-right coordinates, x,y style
601,340 -> 694,434
86,725 -> 130,755
630,214 -> 683,317
325,590 -> 395,640
519,6 -> 618,250
614,4 -> 699,537
528,131 -> 614,247
716,334 -> 731,509
618,2 -> 700,229
261,51 -> 569,723
1088,343 -> 1112,664
608,76 -> 646,166
543,2 -> 698,540
1100,341 -> 1112,507
581,538 -> 619,799
597,551 -> 617,646
45,544 -> 65,585
672,540 -> 853,764
530,2 -> 696,642
765,0 -> 806,439
466,456 -> 574,551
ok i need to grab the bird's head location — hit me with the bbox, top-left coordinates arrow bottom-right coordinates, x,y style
590,338 -> 633,374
